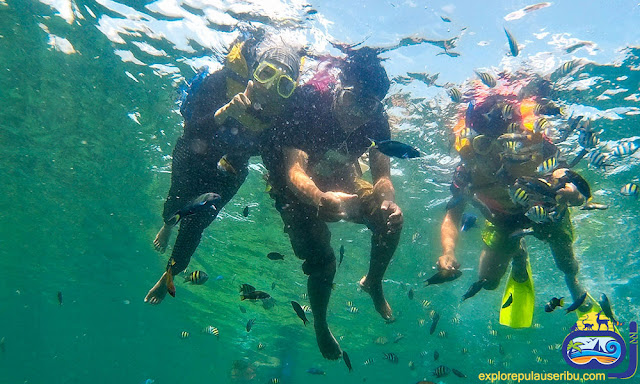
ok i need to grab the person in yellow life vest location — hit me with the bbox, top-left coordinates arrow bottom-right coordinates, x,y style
438,93 -> 593,328
145,29 -> 305,304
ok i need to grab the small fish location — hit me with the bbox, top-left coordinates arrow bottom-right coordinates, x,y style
565,292 -> 587,314
267,252 -> 285,260
489,329 -> 498,337
184,270 -> 209,284
0,337 -> 4,353
339,244 -> 345,266
57,291 -> 63,305
240,284 -> 256,294
587,150 -> 611,168
166,193 -> 220,226
560,60 -> 577,75
349,306 -> 359,314
533,117 -> 549,133
166,259 -> 176,297
462,278 -> 487,301
242,206 -> 249,217
451,316 -> 461,325
343,351 -> 353,372
418,319 -> 426,326
268,378 -> 279,384
393,333 -> 405,343
612,141 -> 639,157
509,187 -> 530,206
502,293 -> 513,309
424,269 -> 462,286
504,27 -> 519,57
257,342 -> 265,350
507,122 -> 520,133
537,157 -> 557,174
411,232 -> 422,242
460,213 -> 477,232
447,87 -> 462,103
408,360 -> 415,370
421,299 -> 431,307
374,336 -> 388,345
434,350 -> 439,361
452,368 -> 467,378
433,365 -> 451,378
181,331 -> 189,339
239,305 -> 246,313
579,130 -> 600,149
371,139 -> 421,159
408,288 -> 414,300
525,205 -> 550,224
305,367 -> 326,375
475,71 -> 497,88
565,41 -> 595,53
301,305 -> 312,313
241,290 -> 271,301
440,15 -> 451,22
544,297 -> 564,312
429,312 -> 440,335
271,282 -> 276,290
202,325 -> 219,338
487,358 -> 495,365
363,357 -> 375,365
346,300 -> 354,307
246,318 -> 256,332
438,330 -> 447,338
217,155 -> 236,174
384,352 -> 398,363
499,344 -> 505,355
599,293 -> 617,324
621,183 -> 639,198
461,347 -> 469,354
291,301 -> 310,325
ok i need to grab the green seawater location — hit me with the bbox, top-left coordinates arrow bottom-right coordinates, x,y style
1,2 -> 639,384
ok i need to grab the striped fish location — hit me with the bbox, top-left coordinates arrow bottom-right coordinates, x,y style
587,150 -> 610,167
184,270 -> 209,284
475,71 -> 497,87
621,183 -> 639,198
448,87 -> 462,103
501,103 -> 514,120
509,187 -> 530,206
384,352 -> 399,363
525,205 -> 549,223
560,60 -> 577,75
181,331 -> 189,339
612,141 -> 639,156
363,358 -> 375,365
507,122 -> 520,133
434,365 -> 451,378
579,130 -> 600,148
537,157 -> 557,174
202,325 -> 219,337
533,117 -> 549,133
348,306 -> 359,314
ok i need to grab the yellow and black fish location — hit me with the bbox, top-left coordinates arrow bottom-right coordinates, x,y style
448,87 -> 462,103
240,283 -> 256,295
475,71 -> 497,88
184,270 -> 209,284
384,352 -> 398,364
202,325 -> 219,338
181,331 -> 189,339
621,183 -> 639,198
434,364 -> 451,378
537,157 -> 557,174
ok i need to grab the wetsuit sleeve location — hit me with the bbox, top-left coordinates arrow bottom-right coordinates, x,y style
450,163 -> 470,196
181,71 -> 229,139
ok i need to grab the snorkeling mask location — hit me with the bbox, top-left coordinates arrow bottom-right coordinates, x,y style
253,61 -> 297,98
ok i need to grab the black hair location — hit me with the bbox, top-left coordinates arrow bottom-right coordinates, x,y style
336,45 -> 390,100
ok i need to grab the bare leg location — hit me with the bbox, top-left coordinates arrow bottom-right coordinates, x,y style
153,223 -> 173,253
308,261 -> 341,360
359,231 -> 399,321
548,238 -> 585,301
144,271 -> 171,304
478,242 -> 517,290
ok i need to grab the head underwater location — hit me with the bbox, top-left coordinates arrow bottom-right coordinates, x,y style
334,43 -> 391,101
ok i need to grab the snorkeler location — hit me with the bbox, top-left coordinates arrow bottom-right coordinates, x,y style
262,46 -> 402,359
436,89 -> 596,328
145,29 -> 304,304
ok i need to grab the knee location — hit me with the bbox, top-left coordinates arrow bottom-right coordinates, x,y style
302,256 -> 336,278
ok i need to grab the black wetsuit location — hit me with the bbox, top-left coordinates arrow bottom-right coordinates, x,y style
263,83 -> 393,275
164,68 -> 264,274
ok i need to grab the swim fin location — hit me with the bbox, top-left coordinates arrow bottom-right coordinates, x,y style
499,259 -> 535,328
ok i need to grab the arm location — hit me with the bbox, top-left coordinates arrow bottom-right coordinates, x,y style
370,147 -> 403,233
283,147 -> 357,221
438,203 -> 464,270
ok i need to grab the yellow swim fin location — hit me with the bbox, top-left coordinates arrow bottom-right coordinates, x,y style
499,259 -> 535,328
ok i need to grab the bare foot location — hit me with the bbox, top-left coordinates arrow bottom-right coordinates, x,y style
153,224 -> 172,253
144,272 -> 170,305
314,323 -> 342,360
359,276 -> 395,322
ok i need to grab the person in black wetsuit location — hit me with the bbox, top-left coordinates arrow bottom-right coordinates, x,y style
145,30 -> 304,304
262,47 -> 403,359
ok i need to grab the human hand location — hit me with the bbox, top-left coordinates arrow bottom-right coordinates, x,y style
437,252 -> 460,271
380,200 -> 403,234
317,191 -> 358,221
553,168 -> 585,206
214,81 -> 256,124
